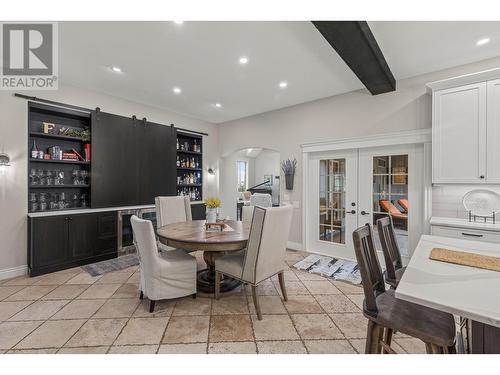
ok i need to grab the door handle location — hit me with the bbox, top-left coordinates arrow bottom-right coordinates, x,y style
346,210 -> 356,214
461,232 -> 483,238
360,211 -> 370,216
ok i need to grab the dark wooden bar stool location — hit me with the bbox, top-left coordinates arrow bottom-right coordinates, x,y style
377,216 -> 406,288
353,224 -> 456,354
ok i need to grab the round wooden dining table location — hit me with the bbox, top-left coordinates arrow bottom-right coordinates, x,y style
156,220 -> 250,293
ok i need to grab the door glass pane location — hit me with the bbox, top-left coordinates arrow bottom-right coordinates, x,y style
319,159 -> 345,244
372,154 -> 408,256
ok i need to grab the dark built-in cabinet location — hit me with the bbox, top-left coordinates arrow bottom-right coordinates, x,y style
28,212 -> 117,276
27,101 -> 205,277
91,111 -> 177,207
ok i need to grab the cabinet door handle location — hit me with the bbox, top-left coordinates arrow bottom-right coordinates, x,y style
461,232 -> 483,238
479,175 -> 485,179
346,210 -> 356,215
361,211 -> 370,216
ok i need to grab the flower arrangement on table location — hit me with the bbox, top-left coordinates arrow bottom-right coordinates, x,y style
205,197 -> 222,224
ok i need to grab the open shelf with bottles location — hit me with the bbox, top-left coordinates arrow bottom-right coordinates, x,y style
176,132 -> 203,201
28,102 -> 92,213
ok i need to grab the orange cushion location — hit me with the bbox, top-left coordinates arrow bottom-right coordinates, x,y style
379,200 -> 401,215
398,199 -> 409,213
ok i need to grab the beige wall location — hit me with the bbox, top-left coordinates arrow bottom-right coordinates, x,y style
217,56 -> 500,247
0,84 -> 218,275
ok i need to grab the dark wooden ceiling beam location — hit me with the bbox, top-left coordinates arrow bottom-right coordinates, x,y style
312,21 -> 396,95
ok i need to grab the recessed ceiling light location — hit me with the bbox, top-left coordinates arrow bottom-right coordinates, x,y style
239,56 -> 249,65
279,81 -> 288,88
476,37 -> 490,46
173,87 -> 182,94
110,66 -> 122,73
173,20 -> 184,25
214,103 -> 222,108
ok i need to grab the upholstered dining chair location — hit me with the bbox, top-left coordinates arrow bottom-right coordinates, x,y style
131,215 -> 197,313
155,196 -> 192,251
352,224 -> 456,354
241,205 -> 255,224
214,205 -> 293,320
376,216 -> 406,288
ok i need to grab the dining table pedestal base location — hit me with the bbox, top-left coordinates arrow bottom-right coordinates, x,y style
197,251 -> 241,294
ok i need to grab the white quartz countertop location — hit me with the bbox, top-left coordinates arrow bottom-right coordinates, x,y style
28,201 -> 205,218
396,234 -> 500,328
430,216 -> 500,232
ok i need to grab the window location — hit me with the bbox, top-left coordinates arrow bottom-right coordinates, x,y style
237,161 -> 248,192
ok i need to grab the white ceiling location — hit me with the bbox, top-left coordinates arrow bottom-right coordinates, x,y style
59,21 -> 500,124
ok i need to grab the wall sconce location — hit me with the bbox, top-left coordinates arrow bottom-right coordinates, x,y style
207,168 -> 215,175
0,153 -> 10,173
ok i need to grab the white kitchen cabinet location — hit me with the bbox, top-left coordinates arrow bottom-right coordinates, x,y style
487,79 -> 500,184
432,82 -> 487,184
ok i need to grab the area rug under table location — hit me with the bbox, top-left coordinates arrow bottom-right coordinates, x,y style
293,255 -> 362,285
81,254 -> 139,276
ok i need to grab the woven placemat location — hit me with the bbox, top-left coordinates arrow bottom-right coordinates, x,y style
430,247 -> 500,272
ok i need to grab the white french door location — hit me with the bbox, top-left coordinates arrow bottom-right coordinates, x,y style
307,149 -> 359,260
306,144 -> 424,262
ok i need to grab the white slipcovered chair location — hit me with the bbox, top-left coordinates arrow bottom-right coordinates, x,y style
214,205 -> 293,320
155,196 -> 192,252
249,192 -> 272,207
131,215 -> 197,313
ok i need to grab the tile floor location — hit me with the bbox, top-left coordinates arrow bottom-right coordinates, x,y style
0,250 -> 426,354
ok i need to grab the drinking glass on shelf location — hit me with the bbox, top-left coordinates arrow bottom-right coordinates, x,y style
58,192 -> 67,209
37,169 -> 45,185
72,170 -> 80,185
29,169 -> 38,185
72,193 -> 80,208
38,193 -> 48,211
49,193 -> 59,210
80,170 -> 88,185
80,193 -> 88,208
45,170 -> 55,185
54,170 -> 64,185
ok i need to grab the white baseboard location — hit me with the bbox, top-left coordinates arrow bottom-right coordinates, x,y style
287,241 -> 304,251
0,265 -> 28,281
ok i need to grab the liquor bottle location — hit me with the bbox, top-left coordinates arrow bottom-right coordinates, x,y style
189,173 -> 194,184
176,155 -> 180,167
193,140 -> 198,153
197,172 -> 201,183
31,139 -> 39,159
176,138 -> 179,150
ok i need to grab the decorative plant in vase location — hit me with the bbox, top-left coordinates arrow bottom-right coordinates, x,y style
205,197 -> 222,223
281,158 -> 297,190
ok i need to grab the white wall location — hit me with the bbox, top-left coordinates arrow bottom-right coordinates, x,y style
254,150 -> 280,186
217,56 -> 500,248
433,185 -> 500,219
0,83 -> 218,276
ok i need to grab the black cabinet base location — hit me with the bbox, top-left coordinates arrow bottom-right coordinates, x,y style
472,320 -> 500,354
28,252 -> 117,277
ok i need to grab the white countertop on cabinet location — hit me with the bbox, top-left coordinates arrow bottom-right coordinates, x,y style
28,201 -> 205,218
396,234 -> 500,328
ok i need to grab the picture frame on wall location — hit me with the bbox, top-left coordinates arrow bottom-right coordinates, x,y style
264,174 -> 273,186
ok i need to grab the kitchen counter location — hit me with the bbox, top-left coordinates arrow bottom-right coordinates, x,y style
28,201 -> 205,218
430,216 -> 500,232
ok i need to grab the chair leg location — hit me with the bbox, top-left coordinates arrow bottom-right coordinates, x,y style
425,342 -> 433,354
140,291 -> 144,300
215,271 -> 221,300
383,328 -> 393,354
278,271 -> 288,301
192,293 -> 197,299
365,320 -> 382,354
251,285 -> 262,320
149,300 -> 156,313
